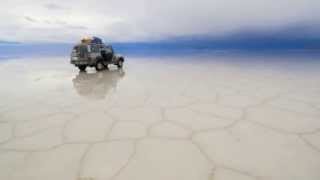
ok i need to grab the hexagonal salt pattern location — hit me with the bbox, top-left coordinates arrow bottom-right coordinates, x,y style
0,55 -> 320,180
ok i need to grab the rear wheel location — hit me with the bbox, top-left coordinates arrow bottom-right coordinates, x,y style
78,65 -> 87,71
95,61 -> 105,71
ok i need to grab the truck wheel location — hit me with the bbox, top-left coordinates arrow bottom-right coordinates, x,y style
78,65 -> 87,71
117,59 -> 124,69
95,61 -> 105,71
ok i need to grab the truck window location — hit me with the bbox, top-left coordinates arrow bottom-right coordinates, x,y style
76,45 -> 88,53
73,46 -> 79,52
91,44 -> 100,53
105,45 -> 114,54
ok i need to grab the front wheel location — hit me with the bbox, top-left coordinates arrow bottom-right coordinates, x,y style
117,59 -> 124,69
95,61 -> 105,71
78,65 -> 87,71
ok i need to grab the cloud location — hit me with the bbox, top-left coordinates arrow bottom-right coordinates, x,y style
0,0 -> 319,43
24,16 -> 37,23
43,3 -> 66,10
65,25 -> 88,30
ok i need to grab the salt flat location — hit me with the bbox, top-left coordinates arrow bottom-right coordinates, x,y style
0,53 -> 320,180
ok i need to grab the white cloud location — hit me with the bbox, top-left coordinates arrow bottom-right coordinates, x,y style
0,0 -> 319,42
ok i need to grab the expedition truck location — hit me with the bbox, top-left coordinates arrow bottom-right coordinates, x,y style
71,37 -> 124,71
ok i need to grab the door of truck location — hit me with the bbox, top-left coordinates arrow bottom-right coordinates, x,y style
89,44 -> 101,61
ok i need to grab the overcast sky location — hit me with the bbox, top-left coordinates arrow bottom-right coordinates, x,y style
0,0 -> 319,43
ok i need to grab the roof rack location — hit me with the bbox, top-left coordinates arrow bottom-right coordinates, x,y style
81,36 -> 103,44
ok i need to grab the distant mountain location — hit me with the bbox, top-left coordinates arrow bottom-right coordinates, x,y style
0,40 -> 20,45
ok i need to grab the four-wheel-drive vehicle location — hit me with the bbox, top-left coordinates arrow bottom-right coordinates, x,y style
70,37 -> 124,71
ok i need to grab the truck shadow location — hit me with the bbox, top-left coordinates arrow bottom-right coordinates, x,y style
72,69 -> 125,100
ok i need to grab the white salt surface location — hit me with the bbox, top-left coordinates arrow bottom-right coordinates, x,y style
0,54 -> 320,180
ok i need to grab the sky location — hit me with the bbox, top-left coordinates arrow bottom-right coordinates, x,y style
0,0 -> 319,43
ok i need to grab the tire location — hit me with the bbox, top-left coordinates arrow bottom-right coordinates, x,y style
117,59 -> 124,69
95,61 -> 105,71
78,65 -> 87,71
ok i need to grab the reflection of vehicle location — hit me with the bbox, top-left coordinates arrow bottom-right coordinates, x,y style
72,69 -> 125,99
70,37 -> 125,71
